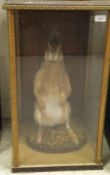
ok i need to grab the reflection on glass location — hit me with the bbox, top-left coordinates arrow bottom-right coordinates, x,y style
14,10 -> 107,166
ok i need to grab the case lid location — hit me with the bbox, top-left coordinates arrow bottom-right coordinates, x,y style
3,0 -> 110,10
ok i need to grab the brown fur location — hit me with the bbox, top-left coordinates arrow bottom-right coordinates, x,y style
33,30 -> 79,144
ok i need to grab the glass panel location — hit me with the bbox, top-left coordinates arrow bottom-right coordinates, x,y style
15,10 -> 107,167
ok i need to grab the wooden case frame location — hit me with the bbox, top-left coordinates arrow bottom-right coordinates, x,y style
4,1 -> 110,172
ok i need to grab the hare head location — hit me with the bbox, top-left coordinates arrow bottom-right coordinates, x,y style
44,27 -> 63,62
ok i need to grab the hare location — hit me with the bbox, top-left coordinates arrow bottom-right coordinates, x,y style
33,29 -> 79,145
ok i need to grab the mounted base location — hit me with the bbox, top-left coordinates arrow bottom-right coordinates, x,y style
12,164 -> 103,173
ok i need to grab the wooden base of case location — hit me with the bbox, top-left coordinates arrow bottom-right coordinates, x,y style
12,164 -> 103,173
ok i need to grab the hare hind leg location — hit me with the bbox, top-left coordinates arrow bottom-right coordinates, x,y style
64,102 -> 79,145
34,106 -> 43,144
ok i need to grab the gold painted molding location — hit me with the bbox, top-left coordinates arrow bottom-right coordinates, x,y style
8,9 -> 19,167
3,4 -> 110,10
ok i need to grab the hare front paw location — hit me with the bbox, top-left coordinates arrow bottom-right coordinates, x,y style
36,129 -> 42,144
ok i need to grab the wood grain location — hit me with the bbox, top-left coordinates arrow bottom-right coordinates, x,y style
8,9 -> 19,167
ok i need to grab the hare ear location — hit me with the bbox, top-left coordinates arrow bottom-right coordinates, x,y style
48,42 -> 52,49
47,42 -> 50,47
57,43 -> 62,50
44,50 -> 48,60
59,43 -> 62,48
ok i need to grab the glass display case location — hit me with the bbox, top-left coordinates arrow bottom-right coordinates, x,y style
3,0 -> 110,172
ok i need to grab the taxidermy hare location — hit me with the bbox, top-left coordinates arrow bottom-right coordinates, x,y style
33,28 -> 79,145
